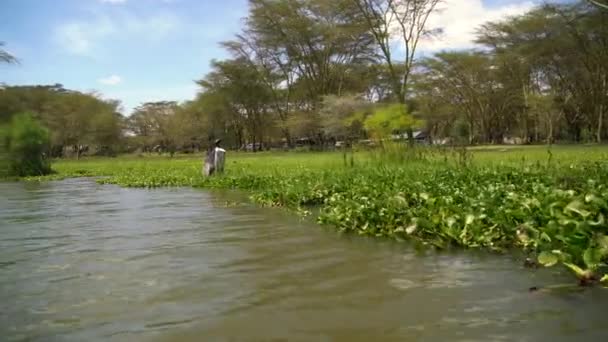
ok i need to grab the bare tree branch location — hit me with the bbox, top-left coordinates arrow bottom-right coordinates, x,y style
0,42 -> 18,64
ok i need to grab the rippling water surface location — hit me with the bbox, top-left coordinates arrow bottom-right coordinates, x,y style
1,179 -> 608,341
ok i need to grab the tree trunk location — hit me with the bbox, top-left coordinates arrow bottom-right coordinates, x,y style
236,128 -> 243,150
534,113 -> 539,143
406,127 -> 414,147
283,129 -> 291,148
468,119 -> 474,145
597,107 -> 603,144
547,115 -> 553,145
522,83 -> 529,143
598,77 -> 606,144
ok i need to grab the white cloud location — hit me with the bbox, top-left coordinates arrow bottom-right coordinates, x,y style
416,0 -> 536,52
121,13 -> 178,36
54,20 -> 114,55
54,12 -> 179,55
98,75 -> 123,85
54,24 -> 89,54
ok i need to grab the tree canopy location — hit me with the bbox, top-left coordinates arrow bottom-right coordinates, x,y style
0,85 -> 124,157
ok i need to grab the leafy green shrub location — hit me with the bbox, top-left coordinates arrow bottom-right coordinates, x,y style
5,113 -> 52,177
0,124 -> 10,178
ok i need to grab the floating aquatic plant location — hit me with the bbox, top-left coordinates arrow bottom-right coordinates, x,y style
22,147 -> 608,285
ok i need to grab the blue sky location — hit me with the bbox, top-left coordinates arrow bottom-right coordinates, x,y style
1,0 -> 539,114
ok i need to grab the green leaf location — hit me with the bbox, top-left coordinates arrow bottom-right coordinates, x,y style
540,232 -> 551,242
563,262 -> 587,279
584,193 -> 597,203
564,200 -> 591,218
598,235 -> 608,252
538,251 -> 559,267
465,214 -> 475,225
393,195 -> 407,205
589,213 -> 605,226
583,248 -> 603,270
600,274 -> 608,284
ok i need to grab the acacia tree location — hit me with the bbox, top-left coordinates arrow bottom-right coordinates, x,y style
197,58 -> 272,151
320,94 -> 369,143
476,3 -> 608,143
554,3 -> 608,142
0,85 -> 123,157
226,0 -> 377,148
354,0 -> 440,101
43,92 -> 119,158
245,0 -> 375,103
418,52 -> 524,144
353,0 -> 441,144
245,0 -> 379,142
410,76 -> 455,142
221,34 -> 298,145
166,99 -> 211,152
128,101 -> 179,153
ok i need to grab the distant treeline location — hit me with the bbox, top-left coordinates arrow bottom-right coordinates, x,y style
0,85 -> 123,158
1,1 -> 606,156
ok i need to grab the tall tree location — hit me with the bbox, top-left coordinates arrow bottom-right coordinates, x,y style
44,91 -> 121,158
419,52 -> 522,144
197,58 -> 271,150
353,0 -> 441,144
128,101 -> 179,153
0,85 -> 123,156
476,3 -> 608,142
244,0 -> 376,104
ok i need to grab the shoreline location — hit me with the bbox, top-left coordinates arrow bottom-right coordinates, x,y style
13,147 -> 608,285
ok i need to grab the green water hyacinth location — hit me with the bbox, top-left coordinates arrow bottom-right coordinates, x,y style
20,148 -> 608,285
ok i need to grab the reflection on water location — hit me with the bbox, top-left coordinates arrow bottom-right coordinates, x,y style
1,178 -> 607,341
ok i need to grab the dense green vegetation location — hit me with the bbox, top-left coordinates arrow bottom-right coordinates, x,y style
26,145 -> 608,285
0,85 -> 124,158
1,113 -> 52,177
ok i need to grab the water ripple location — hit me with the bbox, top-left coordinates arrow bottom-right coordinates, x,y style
1,179 -> 608,342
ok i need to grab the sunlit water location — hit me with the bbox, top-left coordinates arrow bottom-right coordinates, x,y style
1,179 -> 608,341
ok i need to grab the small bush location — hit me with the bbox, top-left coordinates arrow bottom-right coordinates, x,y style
0,125 -> 10,178
5,113 -> 52,177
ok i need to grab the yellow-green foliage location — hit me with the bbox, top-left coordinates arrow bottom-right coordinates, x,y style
363,103 -> 422,139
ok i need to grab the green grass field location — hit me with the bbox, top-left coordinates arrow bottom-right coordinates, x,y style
24,144 -> 608,284
39,144 -> 608,180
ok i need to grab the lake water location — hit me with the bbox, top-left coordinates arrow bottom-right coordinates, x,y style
1,178 -> 608,341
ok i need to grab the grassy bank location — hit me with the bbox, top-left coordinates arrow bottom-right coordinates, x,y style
24,145 -> 608,284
